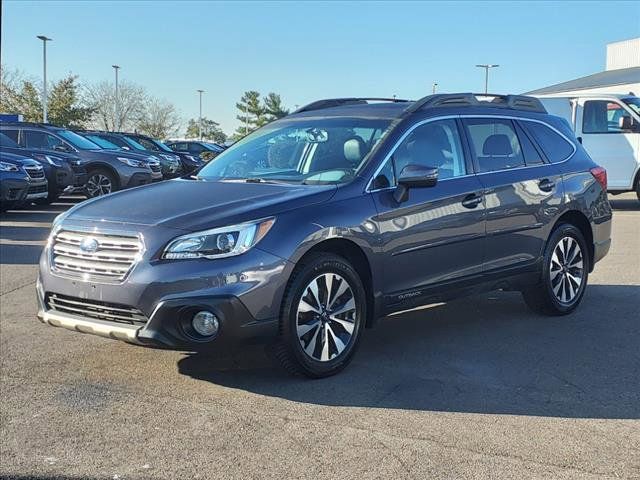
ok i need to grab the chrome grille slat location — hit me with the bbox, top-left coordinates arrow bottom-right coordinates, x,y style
51,229 -> 143,282
53,244 -> 138,263
46,294 -> 148,325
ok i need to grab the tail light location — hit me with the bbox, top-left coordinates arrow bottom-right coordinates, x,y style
590,166 -> 607,191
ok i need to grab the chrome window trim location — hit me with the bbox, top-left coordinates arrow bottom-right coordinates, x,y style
365,114 -> 577,193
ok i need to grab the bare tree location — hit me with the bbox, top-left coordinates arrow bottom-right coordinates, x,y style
85,80 -> 147,131
136,98 -> 181,139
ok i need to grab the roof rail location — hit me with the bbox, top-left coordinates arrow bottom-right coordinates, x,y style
293,97 -> 411,114
0,121 -> 61,128
406,93 -> 547,114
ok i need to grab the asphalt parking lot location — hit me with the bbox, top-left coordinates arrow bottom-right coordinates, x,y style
1,193 -> 639,480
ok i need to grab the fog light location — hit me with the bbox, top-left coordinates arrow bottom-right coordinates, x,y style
192,311 -> 219,337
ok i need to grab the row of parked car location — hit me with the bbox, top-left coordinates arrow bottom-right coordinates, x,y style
0,122 -> 226,211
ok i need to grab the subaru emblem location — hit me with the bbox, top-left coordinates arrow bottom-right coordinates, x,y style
80,237 -> 99,253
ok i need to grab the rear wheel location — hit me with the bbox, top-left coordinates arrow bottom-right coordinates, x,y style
273,253 -> 366,378
86,169 -> 117,198
635,178 -> 640,202
522,223 -> 590,315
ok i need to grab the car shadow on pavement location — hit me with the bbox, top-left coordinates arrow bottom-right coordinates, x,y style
178,284 -> 640,419
608,196 -> 639,211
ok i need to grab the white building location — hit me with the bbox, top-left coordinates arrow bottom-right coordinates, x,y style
526,38 -> 640,97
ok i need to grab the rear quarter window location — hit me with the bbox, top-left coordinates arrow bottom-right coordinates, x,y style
522,121 -> 574,163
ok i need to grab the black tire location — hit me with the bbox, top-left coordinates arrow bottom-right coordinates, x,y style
635,178 -> 640,202
272,253 -> 366,378
86,168 -> 118,198
522,223 -> 590,316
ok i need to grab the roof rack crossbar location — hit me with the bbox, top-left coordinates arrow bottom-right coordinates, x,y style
293,97 -> 411,114
405,93 -> 547,114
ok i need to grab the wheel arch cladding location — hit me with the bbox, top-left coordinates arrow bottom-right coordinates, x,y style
552,210 -> 594,272
295,238 -> 376,328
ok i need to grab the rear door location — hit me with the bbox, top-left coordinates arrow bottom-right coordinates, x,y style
462,117 -> 563,273
577,98 -> 639,190
370,118 -> 486,306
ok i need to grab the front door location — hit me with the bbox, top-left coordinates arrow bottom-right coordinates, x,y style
578,99 -> 640,191
370,118 -> 485,308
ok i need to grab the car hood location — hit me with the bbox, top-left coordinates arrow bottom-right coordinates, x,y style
80,149 -> 156,162
65,178 -> 337,231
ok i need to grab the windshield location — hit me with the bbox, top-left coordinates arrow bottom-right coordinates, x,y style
57,130 -> 101,150
203,142 -> 224,152
197,118 -> 391,184
133,136 -> 173,152
623,97 -> 640,116
121,136 -> 147,151
84,135 -> 120,150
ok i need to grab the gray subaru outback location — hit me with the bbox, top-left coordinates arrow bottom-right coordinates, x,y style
37,94 -> 612,377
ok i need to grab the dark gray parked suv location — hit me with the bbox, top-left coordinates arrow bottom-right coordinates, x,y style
37,94 -> 612,378
0,123 -> 159,197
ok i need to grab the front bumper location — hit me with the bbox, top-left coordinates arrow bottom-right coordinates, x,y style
126,171 -> 154,188
26,180 -> 49,200
37,229 -> 291,349
0,177 -> 29,204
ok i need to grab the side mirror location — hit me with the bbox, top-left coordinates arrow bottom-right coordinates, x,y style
618,116 -> 638,132
393,164 -> 438,203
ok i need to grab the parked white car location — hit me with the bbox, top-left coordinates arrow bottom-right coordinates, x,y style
535,94 -> 640,200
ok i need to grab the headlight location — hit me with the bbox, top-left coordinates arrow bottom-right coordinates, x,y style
117,157 -> 146,168
163,218 -> 275,260
0,161 -> 19,172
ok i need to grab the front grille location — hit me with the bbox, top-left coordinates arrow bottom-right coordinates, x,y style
51,229 -> 143,282
28,183 -> 48,194
46,293 -> 148,325
149,163 -> 161,173
25,166 -> 45,179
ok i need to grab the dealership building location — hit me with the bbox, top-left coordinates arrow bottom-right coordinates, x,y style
527,37 -> 640,97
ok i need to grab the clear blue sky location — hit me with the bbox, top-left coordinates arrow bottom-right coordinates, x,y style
2,0 -> 639,134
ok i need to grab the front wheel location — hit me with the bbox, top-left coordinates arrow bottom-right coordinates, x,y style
522,223 -> 590,315
86,169 -> 117,198
273,253 -> 366,378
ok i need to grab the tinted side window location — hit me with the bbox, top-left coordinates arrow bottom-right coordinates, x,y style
24,131 -> 64,150
523,122 -> 574,163
1,129 -> 19,144
391,119 -> 466,182
514,122 -> 544,166
464,119 -> 525,173
583,100 -> 628,133
188,143 -> 205,154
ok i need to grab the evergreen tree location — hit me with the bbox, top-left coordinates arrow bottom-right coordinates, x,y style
185,118 -> 227,144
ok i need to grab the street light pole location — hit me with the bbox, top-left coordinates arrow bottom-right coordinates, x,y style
432,83 -> 438,94
475,64 -> 499,94
197,90 -> 204,140
112,65 -> 121,131
36,36 -> 52,123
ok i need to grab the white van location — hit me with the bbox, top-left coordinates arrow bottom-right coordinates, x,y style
535,94 -> 640,200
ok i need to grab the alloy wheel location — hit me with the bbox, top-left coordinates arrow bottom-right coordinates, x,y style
550,236 -> 584,304
296,273 -> 357,362
86,174 -> 112,197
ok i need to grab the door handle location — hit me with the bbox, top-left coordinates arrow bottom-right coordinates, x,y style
539,179 -> 556,192
462,193 -> 483,209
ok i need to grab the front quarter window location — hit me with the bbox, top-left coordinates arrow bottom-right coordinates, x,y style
197,117 -> 391,184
